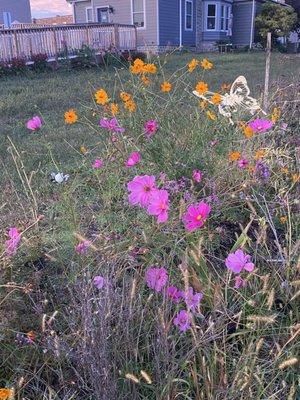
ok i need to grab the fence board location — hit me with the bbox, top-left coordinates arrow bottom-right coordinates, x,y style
0,23 -> 136,63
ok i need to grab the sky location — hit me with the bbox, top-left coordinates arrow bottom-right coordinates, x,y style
30,0 -> 72,18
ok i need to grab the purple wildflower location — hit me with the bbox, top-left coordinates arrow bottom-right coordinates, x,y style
174,310 -> 191,332
184,287 -> 203,311
145,267 -> 168,292
167,286 -> 184,303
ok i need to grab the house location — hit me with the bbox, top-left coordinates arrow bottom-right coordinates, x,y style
0,0 -> 32,28
67,0 -> 289,51
33,15 -> 74,26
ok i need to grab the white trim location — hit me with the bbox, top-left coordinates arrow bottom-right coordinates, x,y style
95,6 -> 110,23
179,0 -> 182,46
131,0 -> 146,30
185,0 -> 193,31
220,4 -> 231,32
85,7 -> 93,23
249,0 -> 255,49
156,0 -> 160,46
205,2 -> 218,31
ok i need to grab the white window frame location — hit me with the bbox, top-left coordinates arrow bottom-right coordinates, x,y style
220,4 -> 231,32
85,7 -> 93,23
3,11 -> 12,28
96,7 -> 111,23
185,0 -> 193,31
205,2 -> 218,31
131,0 -> 146,30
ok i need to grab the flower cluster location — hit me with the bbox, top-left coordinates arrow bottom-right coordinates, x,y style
187,58 -> 213,73
5,227 -> 21,257
225,249 -> 255,288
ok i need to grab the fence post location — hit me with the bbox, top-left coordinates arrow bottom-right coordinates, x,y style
13,30 -> 19,58
263,32 -> 272,112
113,24 -> 120,50
86,25 -> 90,46
52,28 -> 58,61
134,26 -> 138,50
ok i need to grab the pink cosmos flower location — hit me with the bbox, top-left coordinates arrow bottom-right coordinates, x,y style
234,276 -> 246,289
174,310 -> 191,332
184,287 -> 203,311
26,116 -> 42,131
167,286 -> 184,303
127,175 -> 157,208
93,159 -> 104,169
99,117 -> 125,134
147,189 -> 169,223
125,151 -> 141,168
182,202 -> 211,231
75,240 -> 91,254
248,119 -> 273,133
93,275 -> 106,289
192,169 -> 202,183
145,267 -> 168,292
225,249 -> 255,274
144,120 -> 158,137
238,159 -> 249,169
5,227 -> 21,257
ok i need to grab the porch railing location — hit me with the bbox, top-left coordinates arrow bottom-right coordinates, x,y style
0,23 -> 137,63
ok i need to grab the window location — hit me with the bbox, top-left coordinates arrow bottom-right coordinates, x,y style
221,4 -> 231,31
185,0 -> 193,30
206,4 -> 216,30
3,11 -> 12,28
132,0 -> 145,28
97,8 -> 109,23
86,7 -> 93,23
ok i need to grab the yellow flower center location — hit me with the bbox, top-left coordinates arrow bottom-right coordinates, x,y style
196,214 -> 202,221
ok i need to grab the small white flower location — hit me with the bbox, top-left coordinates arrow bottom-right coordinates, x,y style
51,172 -> 70,183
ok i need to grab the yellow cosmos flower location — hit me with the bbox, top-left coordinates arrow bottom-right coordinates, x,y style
271,107 -> 281,123
188,58 -> 198,73
206,110 -> 216,120
279,216 -> 287,224
80,145 -> 88,155
143,63 -> 157,74
111,103 -> 119,115
244,126 -> 254,138
95,89 -> 109,105
254,149 -> 266,160
195,81 -> 208,95
120,92 -> 131,102
124,99 -> 136,112
229,151 -> 241,161
211,93 -> 222,105
200,58 -> 213,70
64,109 -> 78,124
0,388 -> 14,400
161,81 -> 172,93
199,100 -> 208,109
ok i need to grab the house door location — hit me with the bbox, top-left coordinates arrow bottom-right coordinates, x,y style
97,8 -> 109,23
3,12 -> 12,28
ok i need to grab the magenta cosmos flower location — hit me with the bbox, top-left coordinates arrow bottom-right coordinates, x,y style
100,117 -> 125,134
184,287 -> 203,311
127,175 -> 157,208
144,120 -> 158,137
174,310 -> 191,332
234,276 -> 246,289
248,119 -> 273,133
147,189 -> 169,223
5,227 -> 21,257
182,202 -> 211,231
125,151 -> 141,168
75,240 -> 91,254
93,159 -> 103,169
145,267 -> 168,292
225,249 -> 254,274
93,275 -> 106,289
26,116 -> 42,131
167,286 -> 184,303
238,159 -> 249,169
192,169 -> 202,183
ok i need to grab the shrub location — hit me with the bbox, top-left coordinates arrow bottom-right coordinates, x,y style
70,44 -> 97,69
9,57 -> 27,74
31,53 -> 48,72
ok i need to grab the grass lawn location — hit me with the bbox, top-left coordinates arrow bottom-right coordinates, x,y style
0,51 -> 299,399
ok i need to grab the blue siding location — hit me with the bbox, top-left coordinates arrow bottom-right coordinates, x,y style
232,1 -> 254,45
158,0 -> 196,47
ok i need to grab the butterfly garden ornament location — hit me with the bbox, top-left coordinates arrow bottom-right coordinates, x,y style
193,76 -> 265,124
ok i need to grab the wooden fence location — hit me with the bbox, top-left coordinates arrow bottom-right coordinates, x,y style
0,23 -> 137,63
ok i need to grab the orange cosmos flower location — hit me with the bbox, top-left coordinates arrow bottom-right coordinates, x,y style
95,89 -> 109,105
64,109 -> 78,124
141,75 -> 151,85
195,81 -> 208,95
271,107 -> 281,123
125,99 -> 136,112
143,63 -> 157,74
206,110 -> 216,120
161,81 -> 172,92
292,174 -> 299,183
244,126 -> 254,138
281,167 -> 289,174
229,151 -> 241,161
211,93 -> 222,105
80,145 -> 88,155
111,103 -> 119,115
188,58 -> 198,72
200,58 -> 213,70
254,149 -> 266,160
120,92 -> 131,102
0,389 -> 14,400
279,216 -> 287,224
248,164 -> 255,174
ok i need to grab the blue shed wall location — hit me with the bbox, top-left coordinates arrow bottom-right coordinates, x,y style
232,1 -> 254,45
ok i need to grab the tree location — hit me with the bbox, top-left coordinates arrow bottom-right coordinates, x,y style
255,2 -> 298,42
285,0 -> 300,30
